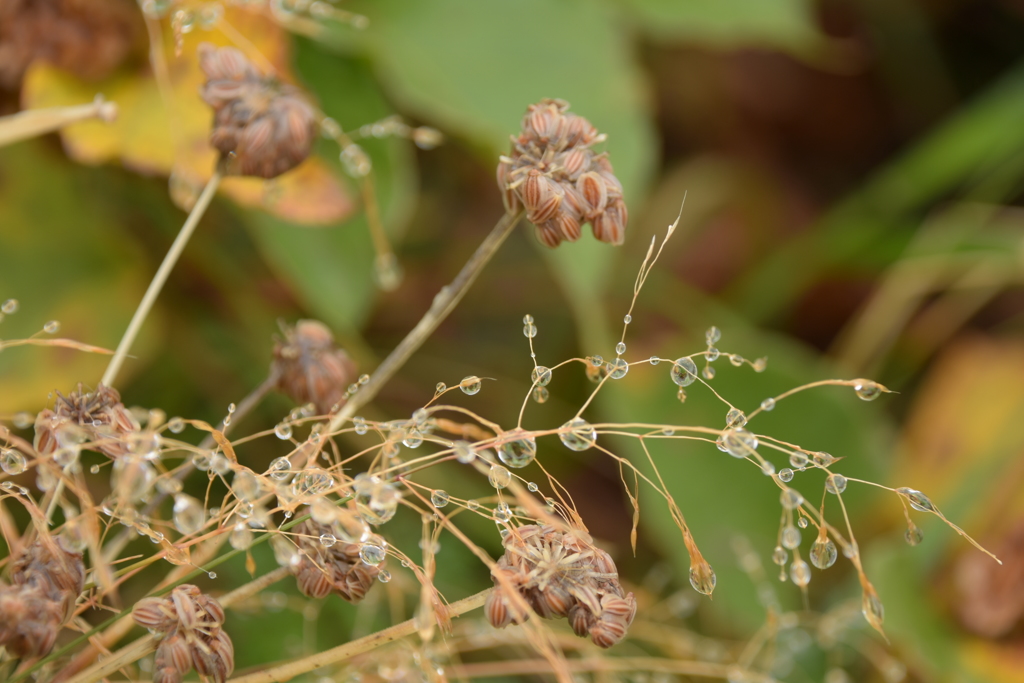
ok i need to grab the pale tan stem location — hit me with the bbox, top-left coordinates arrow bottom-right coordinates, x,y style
227,588 -> 491,683
0,96 -> 117,148
101,170 -> 222,387
61,567 -> 290,683
327,211 -> 522,434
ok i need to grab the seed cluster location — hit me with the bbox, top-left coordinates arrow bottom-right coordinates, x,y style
0,537 -> 85,658
291,520 -> 382,602
133,584 -> 234,683
498,99 -> 627,248
34,383 -> 140,459
485,524 -> 636,648
199,42 -> 317,179
271,319 -> 358,415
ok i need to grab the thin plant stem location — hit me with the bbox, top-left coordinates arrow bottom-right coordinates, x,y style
448,657 -> 777,682
328,211 -> 522,434
226,588 -> 491,683
0,97 -> 117,148
101,169 -> 223,387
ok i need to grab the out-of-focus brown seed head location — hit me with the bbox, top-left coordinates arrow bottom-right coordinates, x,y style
272,320 -> 358,415
34,383 -> 140,459
485,524 -> 636,648
498,99 -> 627,247
291,520 -> 382,603
0,536 -> 85,658
198,43 -> 317,179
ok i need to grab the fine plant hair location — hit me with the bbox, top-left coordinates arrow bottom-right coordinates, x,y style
0,9 -> 1002,683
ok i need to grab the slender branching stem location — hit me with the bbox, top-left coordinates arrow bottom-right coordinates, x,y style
227,588 -> 491,683
0,97 -> 117,148
101,169 -> 223,387
328,211 -> 522,434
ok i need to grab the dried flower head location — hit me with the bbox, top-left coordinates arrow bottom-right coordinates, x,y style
133,584 -> 234,683
34,383 -> 140,459
272,320 -> 358,414
291,520 -> 382,603
0,536 -> 85,658
498,99 -> 627,247
198,43 -> 317,179
485,524 -> 636,648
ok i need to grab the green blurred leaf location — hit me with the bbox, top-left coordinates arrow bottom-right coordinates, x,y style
616,0 -> 824,52
242,40 -> 417,334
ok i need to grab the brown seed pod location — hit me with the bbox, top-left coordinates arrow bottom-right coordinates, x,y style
35,383 -> 140,459
290,520 -> 382,603
199,43 -> 317,179
272,320 -> 358,415
499,99 -> 627,247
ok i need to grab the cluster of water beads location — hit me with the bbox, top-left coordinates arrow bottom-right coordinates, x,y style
522,314 -> 537,339
559,418 -> 597,451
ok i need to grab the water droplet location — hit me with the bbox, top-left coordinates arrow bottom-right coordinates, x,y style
677,387 -> 687,402
532,386 -> 549,403
728,355 -> 744,367
1,299 -> 18,314
623,314 -> 632,324
173,494 -> 205,535
797,516 -> 808,529
825,474 -> 847,495
670,357 -> 698,387
862,586 -> 885,626
523,323 -> 537,338
761,461 -> 776,476
590,355 -> 604,366
291,468 -> 334,498
373,252 -> 402,291
904,524 -> 923,546
897,487 -> 935,512
607,357 -> 628,379
460,376 -> 482,395
854,381 -> 882,401
718,428 -> 758,458
780,489 -> 804,510
706,347 -> 720,362
377,569 -> 392,583
453,441 -> 475,463
649,356 -> 660,365
703,366 -> 716,380
488,464 -> 511,489
353,417 -> 368,435
615,341 -> 626,355
42,320 -> 61,334
810,538 -> 837,569
760,397 -> 776,411
527,481 -> 539,492
268,457 -> 291,481
790,559 -> 811,586
319,533 -> 337,548
706,327 -> 721,345
402,429 -> 424,449
689,563 -> 716,595
559,418 -> 596,451
359,543 -> 386,566
778,468 -> 794,483
1,448 -> 27,475
467,499 -> 480,511
843,543 -> 858,559
493,502 -> 513,523
497,431 -> 536,468
772,546 -> 787,565
431,489 -> 450,508
725,408 -> 746,428
522,314 -> 534,325
812,451 -> 836,467
89,464 -> 100,474
781,524 -> 801,549
435,382 -> 447,394
789,452 -> 809,468
531,365 -> 552,387
275,422 -> 293,440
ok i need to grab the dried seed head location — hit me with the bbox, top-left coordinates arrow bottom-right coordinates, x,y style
198,43 -> 317,179
291,520 -> 383,603
0,537 -> 85,658
498,99 -> 627,247
485,524 -> 636,648
272,320 -> 358,415
35,383 -> 140,459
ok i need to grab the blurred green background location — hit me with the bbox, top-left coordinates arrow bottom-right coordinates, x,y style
2,0 -> 1024,681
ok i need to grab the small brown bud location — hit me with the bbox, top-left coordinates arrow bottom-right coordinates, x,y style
199,43 -> 317,179
272,320 -> 358,415
290,520 -> 382,603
